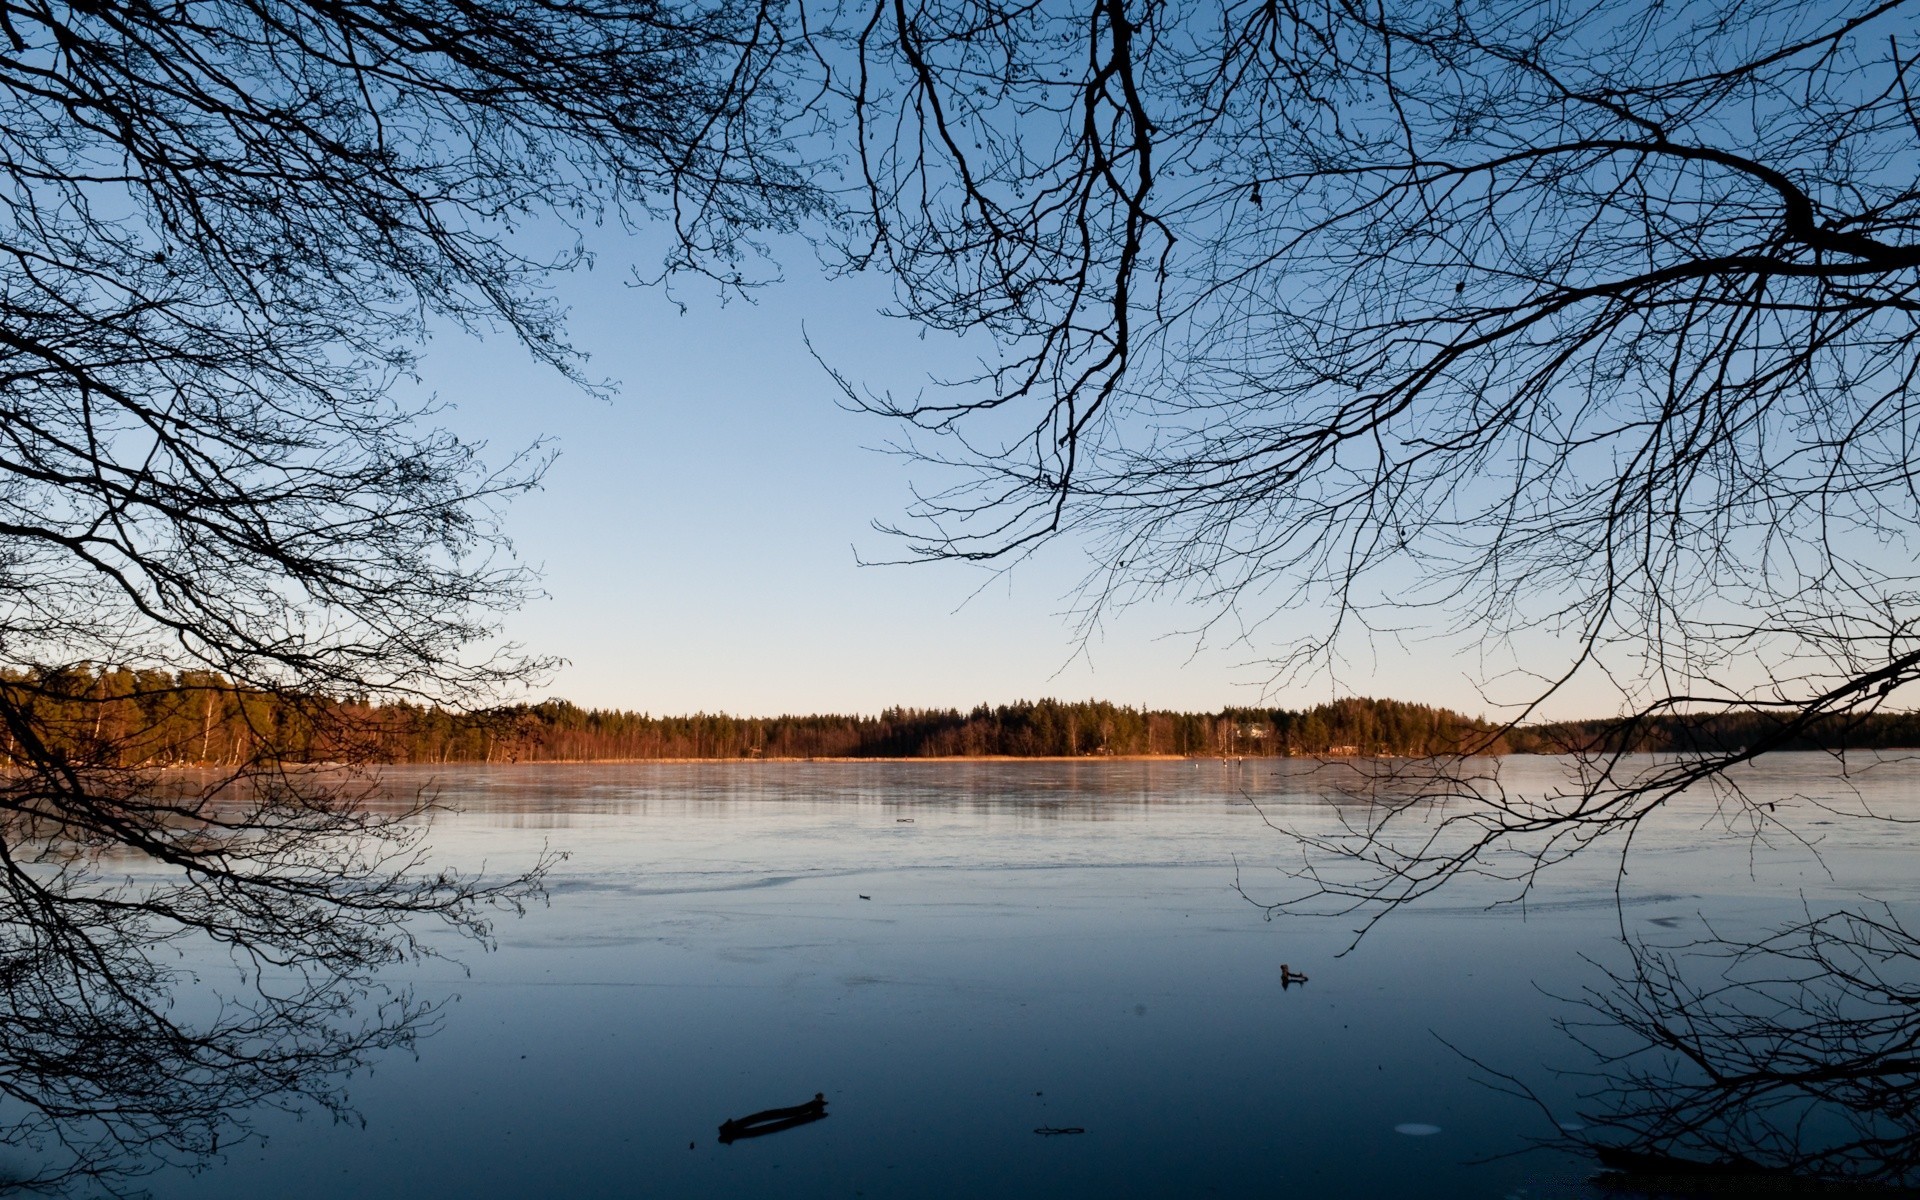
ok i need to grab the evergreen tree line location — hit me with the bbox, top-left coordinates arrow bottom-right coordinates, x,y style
1507,710 -> 1920,757
10,666 -> 1920,766
447,695 -> 1508,762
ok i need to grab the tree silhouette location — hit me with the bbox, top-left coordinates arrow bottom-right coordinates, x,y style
836,0 -> 1920,914
0,0 -> 820,1186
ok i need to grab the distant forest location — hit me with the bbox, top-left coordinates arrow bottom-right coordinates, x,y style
7,667 -> 1920,766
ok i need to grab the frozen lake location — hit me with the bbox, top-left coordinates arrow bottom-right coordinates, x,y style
138,757 -> 1920,1198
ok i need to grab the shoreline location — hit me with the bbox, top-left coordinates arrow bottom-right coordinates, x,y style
132,747 -> 1920,770
382,754 -> 1228,765
347,748 -> 1919,765
206,753 -> 1397,768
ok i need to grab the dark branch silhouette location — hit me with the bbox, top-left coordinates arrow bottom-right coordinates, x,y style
831,0 -> 1920,920
0,0 -> 824,1188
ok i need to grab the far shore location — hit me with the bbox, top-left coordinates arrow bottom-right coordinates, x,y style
170,753 -> 1443,769
344,748 -> 1919,766
135,747 -> 1920,773
372,754 -> 1239,766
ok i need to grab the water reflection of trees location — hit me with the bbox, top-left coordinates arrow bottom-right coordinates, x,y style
1516,904 -> 1920,1191
0,763 -> 535,1194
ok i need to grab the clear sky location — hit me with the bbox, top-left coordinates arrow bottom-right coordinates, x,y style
419,231 -> 1598,719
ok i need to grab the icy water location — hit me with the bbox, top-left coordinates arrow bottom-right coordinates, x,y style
144,756 -> 1920,1198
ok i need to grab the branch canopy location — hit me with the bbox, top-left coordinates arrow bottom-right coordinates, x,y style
844,0 -> 1920,718
0,0 -> 821,1187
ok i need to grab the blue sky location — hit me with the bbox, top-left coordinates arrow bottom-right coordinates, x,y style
420,234 -> 1580,719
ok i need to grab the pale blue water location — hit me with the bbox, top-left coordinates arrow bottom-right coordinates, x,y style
129,756 -> 1920,1198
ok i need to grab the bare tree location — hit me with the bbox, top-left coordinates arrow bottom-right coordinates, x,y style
834,0 -> 1920,912
846,5 -> 1920,1185
12,0 -> 1916,1179
0,0 -> 824,1186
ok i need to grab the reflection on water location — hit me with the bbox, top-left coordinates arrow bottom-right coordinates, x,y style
0,762 -> 535,1197
1543,904 -> 1920,1192
62,757 -> 1917,1198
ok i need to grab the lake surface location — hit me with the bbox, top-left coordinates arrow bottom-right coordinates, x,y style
137,756 -> 1920,1198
